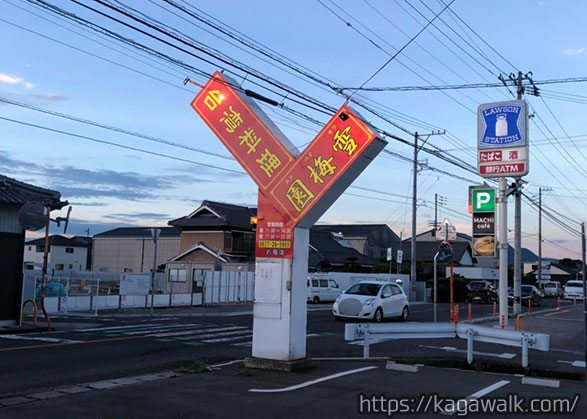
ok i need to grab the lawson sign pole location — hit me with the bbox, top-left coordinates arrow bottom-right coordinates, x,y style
478,99 -> 529,329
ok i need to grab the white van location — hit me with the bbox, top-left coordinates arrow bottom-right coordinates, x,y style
543,281 -> 563,297
307,277 -> 341,304
564,280 -> 584,300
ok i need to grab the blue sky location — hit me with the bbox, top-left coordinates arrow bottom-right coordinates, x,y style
1,0 -> 586,259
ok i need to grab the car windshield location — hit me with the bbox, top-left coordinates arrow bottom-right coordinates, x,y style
566,281 -> 582,288
544,283 -> 555,288
521,285 -> 533,295
469,282 -> 486,290
345,283 -> 382,296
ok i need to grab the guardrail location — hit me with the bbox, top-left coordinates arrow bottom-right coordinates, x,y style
344,322 -> 549,367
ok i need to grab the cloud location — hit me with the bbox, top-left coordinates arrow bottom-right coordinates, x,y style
103,212 -> 172,220
0,72 -> 35,89
0,73 -> 23,84
30,93 -> 66,101
69,202 -> 109,207
563,48 -> 585,56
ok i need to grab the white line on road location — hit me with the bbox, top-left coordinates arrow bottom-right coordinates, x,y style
76,323 -> 167,332
557,360 -> 586,368
231,333 -> 323,347
122,324 -> 207,335
441,380 -> 510,416
419,345 -> 516,359
201,334 -> 253,343
0,335 -> 81,343
172,326 -> 250,340
249,366 -> 378,393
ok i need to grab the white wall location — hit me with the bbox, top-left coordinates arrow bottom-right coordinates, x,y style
24,244 -> 87,271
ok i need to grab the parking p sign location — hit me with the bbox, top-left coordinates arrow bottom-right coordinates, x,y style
472,189 -> 495,212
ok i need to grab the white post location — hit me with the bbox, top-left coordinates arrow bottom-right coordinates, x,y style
95,278 -> 99,317
433,252 -> 438,322
522,334 -> 529,367
498,178 -> 509,328
467,329 -> 474,364
363,327 -> 370,359
251,227 -> 309,361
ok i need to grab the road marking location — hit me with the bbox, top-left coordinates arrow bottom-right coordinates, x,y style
231,332 -> 323,347
0,334 -> 150,352
419,345 -> 516,359
0,335 -> 81,343
557,360 -> 586,368
171,326 -> 250,340
121,323 -> 205,335
543,309 -> 570,317
209,360 -> 243,369
441,380 -> 510,416
178,330 -> 252,342
201,334 -> 253,343
249,366 -> 378,393
77,323 -> 167,332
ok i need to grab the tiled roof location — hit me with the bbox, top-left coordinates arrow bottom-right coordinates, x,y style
309,229 -> 377,268
94,226 -> 181,238
399,241 -> 472,262
313,224 -> 400,240
0,174 -> 66,209
26,235 -> 90,247
169,200 -> 256,230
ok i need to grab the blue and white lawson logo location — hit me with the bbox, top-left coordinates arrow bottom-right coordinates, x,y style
478,101 -> 527,148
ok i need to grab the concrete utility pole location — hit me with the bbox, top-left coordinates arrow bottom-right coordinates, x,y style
513,71 -> 524,316
581,222 -> 586,372
150,228 -> 160,317
411,130 -> 444,301
537,187 -> 551,284
498,178 -> 508,328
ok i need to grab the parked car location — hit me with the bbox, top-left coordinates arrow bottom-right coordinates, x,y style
508,285 -> 541,306
563,280 -> 584,300
307,277 -> 341,304
332,281 -> 409,322
466,280 -> 498,304
543,281 -> 563,297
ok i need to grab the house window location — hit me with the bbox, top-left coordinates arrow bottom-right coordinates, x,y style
36,245 -> 48,253
55,264 -> 64,271
169,268 -> 186,282
68,264 -> 73,269
28,246 -> 32,251
224,233 -> 233,251
124,268 -> 134,273
65,247 -> 74,254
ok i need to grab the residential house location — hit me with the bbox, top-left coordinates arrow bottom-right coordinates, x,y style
526,262 -> 580,285
309,229 -> 378,272
24,235 -> 91,271
92,227 -> 181,273
0,174 -> 66,325
313,224 -> 400,259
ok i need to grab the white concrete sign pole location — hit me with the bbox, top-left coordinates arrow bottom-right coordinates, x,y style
498,179 -> 508,328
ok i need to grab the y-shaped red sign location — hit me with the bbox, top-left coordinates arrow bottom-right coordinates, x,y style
191,72 -> 384,258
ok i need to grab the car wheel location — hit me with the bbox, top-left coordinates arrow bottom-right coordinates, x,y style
313,296 -> 320,304
373,308 -> 383,323
399,306 -> 409,321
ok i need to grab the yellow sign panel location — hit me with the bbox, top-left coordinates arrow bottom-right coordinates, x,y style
258,240 -> 292,249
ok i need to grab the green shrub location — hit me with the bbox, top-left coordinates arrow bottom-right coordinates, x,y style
425,274 -> 468,302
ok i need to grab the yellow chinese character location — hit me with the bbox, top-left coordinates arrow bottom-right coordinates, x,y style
203,90 -> 223,111
307,155 -> 337,184
256,149 -> 281,178
220,106 -> 243,133
332,126 -> 358,156
286,179 -> 315,212
239,127 -> 261,154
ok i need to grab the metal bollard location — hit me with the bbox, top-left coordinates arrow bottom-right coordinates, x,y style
557,297 -> 561,311
454,304 -> 459,323
528,299 -> 532,315
493,301 -> 497,318
468,303 -> 472,321
466,329 -> 475,364
516,314 -> 524,331
363,327 -> 370,359
521,335 -> 529,368
574,297 -> 577,305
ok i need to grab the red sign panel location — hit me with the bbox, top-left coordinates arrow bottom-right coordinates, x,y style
269,105 -> 376,224
479,163 -> 526,176
190,72 -> 294,191
255,192 -> 294,258
479,150 -> 502,162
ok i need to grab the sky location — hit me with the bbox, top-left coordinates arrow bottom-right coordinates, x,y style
1,0 -> 586,260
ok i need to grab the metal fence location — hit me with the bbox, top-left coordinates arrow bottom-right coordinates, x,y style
203,271 -> 255,304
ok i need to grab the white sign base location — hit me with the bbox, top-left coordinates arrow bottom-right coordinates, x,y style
252,228 -> 309,361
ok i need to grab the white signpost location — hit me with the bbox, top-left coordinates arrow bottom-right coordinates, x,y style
120,274 -> 150,295
477,100 -> 530,329
436,218 -> 457,242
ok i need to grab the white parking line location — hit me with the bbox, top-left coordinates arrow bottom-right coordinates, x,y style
0,335 -> 81,343
419,345 -> 516,359
441,380 -> 510,416
172,326 -> 250,340
249,366 -> 378,393
76,323 -> 167,332
558,360 -> 586,368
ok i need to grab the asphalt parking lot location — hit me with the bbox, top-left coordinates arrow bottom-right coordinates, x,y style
0,360 -> 584,418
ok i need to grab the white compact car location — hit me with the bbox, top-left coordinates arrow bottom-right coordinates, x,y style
332,281 -> 409,322
563,280 -> 584,300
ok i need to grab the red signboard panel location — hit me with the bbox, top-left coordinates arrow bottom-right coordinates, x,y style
479,162 -> 526,176
255,191 -> 294,258
269,105 -> 376,224
190,72 -> 294,191
479,150 -> 502,162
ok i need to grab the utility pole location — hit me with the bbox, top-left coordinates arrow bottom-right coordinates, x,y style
537,187 -> 551,284
513,71 -> 524,316
150,228 -> 161,317
581,222 -> 586,373
411,130 -> 445,301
